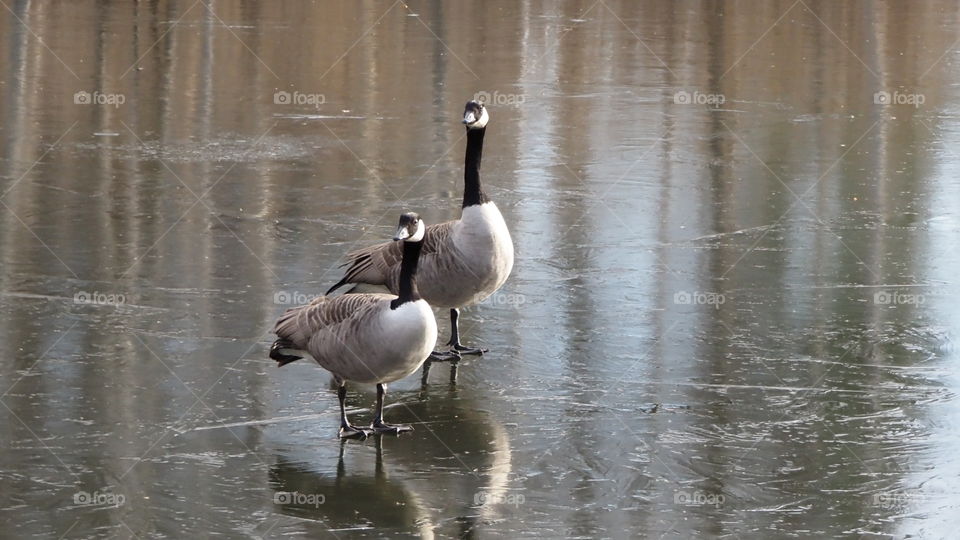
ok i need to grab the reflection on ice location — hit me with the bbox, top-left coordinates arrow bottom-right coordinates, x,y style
266,387 -> 513,537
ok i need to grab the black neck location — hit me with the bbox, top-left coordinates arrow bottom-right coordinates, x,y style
463,127 -> 489,208
391,239 -> 423,309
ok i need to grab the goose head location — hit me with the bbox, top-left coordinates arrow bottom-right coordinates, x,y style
393,212 -> 425,242
462,100 -> 488,130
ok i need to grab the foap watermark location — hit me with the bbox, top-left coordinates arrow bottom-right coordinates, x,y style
673,90 -> 725,106
274,491 -> 325,507
273,291 -> 320,305
74,291 -> 126,306
871,490 -> 925,509
475,291 -> 527,309
474,491 -> 525,507
873,90 -> 925,108
73,489 -> 126,508
674,490 -> 725,508
873,290 -> 925,306
673,290 -> 725,309
274,90 -> 325,106
474,90 -> 525,106
73,91 -> 126,108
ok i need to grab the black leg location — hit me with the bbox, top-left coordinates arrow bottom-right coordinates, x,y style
373,383 -> 385,424
421,360 -> 433,385
430,308 -> 462,361
338,384 -> 368,439
447,308 -> 461,346
371,383 -> 412,434
446,308 -> 487,356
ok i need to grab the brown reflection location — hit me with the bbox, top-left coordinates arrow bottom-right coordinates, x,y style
270,438 -> 436,537
268,385 -> 513,538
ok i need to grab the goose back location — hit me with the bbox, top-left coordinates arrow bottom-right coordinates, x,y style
274,294 -> 437,384
327,205 -> 513,309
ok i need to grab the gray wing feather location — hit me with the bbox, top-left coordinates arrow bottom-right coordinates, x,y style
330,220 -> 456,293
273,294 -> 388,350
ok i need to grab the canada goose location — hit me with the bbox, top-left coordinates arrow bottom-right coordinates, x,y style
326,100 -> 514,360
270,212 -> 438,438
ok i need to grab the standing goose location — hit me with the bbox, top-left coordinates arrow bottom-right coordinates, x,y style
271,213 -> 438,438
326,100 -> 514,360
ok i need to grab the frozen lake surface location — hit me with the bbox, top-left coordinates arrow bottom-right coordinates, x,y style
2,1 -> 960,537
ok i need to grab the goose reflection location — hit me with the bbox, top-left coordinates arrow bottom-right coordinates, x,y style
270,438 -> 436,537
269,387 -> 513,537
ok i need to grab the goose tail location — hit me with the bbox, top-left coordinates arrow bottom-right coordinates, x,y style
270,339 -> 303,367
272,307 -> 309,366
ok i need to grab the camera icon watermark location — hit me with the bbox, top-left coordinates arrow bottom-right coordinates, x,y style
474,90 -> 525,106
273,90 -> 325,106
73,490 -> 126,508
273,291 -> 320,305
673,290 -> 725,309
74,90 -> 126,108
674,490 -> 724,508
473,491 -> 525,506
273,491 -> 325,507
873,90 -> 924,108
74,290 -> 126,306
871,491 -> 924,509
873,290 -> 924,306
673,90 -> 726,106
475,291 -> 527,309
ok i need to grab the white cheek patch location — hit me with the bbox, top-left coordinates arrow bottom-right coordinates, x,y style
472,108 -> 489,128
409,220 -> 425,242
464,107 -> 488,129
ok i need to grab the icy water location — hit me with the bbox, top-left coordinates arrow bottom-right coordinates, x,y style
2,1 -> 960,538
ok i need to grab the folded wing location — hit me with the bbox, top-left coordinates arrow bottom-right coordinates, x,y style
326,221 -> 455,295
